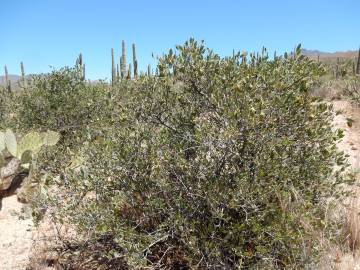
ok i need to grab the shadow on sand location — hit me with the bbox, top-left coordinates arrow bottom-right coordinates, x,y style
0,173 -> 27,211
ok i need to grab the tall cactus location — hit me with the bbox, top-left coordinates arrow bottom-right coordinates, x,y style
335,57 -> 339,78
4,65 -> 8,84
75,53 -> 85,81
353,61 -> 356,75
82,64 -> 86,81
76,53 -> 83,66
20,62 -> 26,89
120,56 -> 124,79
4,65 -> 11,93
147,64 -> 151,77
356,47 -> 360,75
116,64 -> 120,82
132,43 -> 138,79
121,40 -> 126,79
111,48 -> 116,86
127,63 -> 132,79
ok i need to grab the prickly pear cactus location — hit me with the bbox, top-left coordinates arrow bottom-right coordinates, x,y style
0,129 -> 60,191
17,132 -> 43,159
5,129 -> 17,157
42,130 -> 60,146
0,129 -> 60,166
0,131 -> 5,152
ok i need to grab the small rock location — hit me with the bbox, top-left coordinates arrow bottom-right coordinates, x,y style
0,158 -> 20,190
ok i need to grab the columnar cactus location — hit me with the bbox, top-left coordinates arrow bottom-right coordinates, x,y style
82,63 -> 86,81
335,57 -> 339,78
127,63 -> 132,79
4,65 -> 11,93
132,43 -> 138,79
116,64 -> 120,82
261,46 -> 266,58
241,52 -> 247,64
76,53 -> 83,66
20,62 -> 26,89
111,48 -> 116,86
147,64 -> 151,77
121,40 -> 126,79
120,56 -> 124,79
75,53 -> 85,81
356,47 -> 360,75
353,61 -> 356,75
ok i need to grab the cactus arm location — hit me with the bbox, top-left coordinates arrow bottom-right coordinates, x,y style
42,130 -> 60,146
17,132 -> 43,159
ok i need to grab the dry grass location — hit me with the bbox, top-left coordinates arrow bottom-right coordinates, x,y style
323,99 -> 360,269
27,217 -> 61,270
312,77 -> 349,100
345,194 -> 360,252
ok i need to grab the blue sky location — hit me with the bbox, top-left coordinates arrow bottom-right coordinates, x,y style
0,0 -> 359,80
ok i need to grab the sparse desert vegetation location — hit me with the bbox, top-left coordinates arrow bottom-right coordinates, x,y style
1,1 -> 360,268
1,39 -> 360,269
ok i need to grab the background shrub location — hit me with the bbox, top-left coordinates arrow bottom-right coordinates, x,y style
7,66 -> 120,145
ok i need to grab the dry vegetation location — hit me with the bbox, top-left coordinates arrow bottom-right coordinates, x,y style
309,52 -> 360,269
1,40 -> 360,269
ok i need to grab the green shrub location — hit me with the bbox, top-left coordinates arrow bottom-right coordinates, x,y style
32,40 -> 351,269
344,76 -> 360,103
0,86 -> 13,129
9,66 -> 117,145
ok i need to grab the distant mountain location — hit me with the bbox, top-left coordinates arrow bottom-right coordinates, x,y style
1,49 -> 358,87
301,49 -> 358,62
0,74 -> 100,88
301,49 -> 326,55
0,75 -> 21,86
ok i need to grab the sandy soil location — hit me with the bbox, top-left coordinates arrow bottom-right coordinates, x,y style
333,100 -> 360,171
0,195 -> 34,270
331,100 -> 360,269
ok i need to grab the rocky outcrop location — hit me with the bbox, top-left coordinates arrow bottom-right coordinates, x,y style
0,158 -> 20,190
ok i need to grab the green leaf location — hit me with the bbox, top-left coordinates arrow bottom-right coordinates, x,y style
5,129 -> 17,157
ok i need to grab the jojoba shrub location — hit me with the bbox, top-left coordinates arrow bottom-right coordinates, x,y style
34,40 -> 351,269
10,65 -> 117,144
